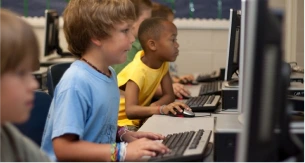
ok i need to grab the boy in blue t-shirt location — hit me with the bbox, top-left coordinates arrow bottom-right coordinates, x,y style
41,0 -> 169,162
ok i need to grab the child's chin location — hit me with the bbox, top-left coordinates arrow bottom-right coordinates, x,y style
170,58 -> 177,62
14,114 -> 30,124
117,59 -> 126,64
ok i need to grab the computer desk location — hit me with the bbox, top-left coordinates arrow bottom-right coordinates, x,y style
138,84 -> 240,162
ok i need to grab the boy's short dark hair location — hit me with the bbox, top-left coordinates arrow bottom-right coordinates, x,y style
63,0 -> 136,58
152,2 -> 174,19
138,17 -> 168,51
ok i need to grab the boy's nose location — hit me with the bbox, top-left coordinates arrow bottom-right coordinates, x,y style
31,75 -> 39,90
130,35 -> 135,44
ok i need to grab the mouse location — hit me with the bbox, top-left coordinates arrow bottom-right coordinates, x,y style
179,79 -> 193,85
168,108 -> 195,118
191,80 -> 199,85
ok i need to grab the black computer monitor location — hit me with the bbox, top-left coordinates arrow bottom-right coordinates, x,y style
236,0 -> 303,161
44,9 -> 72,59
224,9 -> 241,81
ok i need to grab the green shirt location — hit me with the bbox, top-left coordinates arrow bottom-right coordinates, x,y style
112,39 -> 142,75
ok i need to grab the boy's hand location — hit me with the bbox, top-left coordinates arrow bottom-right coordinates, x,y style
125,138 -> 170,161
162,101 -> 191,115
179,74 -> 194,83
122,131 -> 165,142
172,83 -> 191,98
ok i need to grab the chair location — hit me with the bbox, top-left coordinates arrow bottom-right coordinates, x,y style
14,90 -> 52,146
47,62 -> 72,97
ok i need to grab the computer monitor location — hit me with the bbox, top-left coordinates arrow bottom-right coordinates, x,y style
224,9 -> 241,81
236,0 -> 303,161
44,9 -> 72,60
237,0 -> 249,114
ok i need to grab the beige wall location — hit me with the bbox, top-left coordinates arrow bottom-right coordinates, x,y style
24,0 -> 303,74
284,0 -> 304,67
25,18 -> 230,75
269,0 -> 286,10
175,29 -> 228,75
296,0 -> 304,67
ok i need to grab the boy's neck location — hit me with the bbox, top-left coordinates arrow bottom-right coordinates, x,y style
141,52 -> 163,69
81,52 -> 110,76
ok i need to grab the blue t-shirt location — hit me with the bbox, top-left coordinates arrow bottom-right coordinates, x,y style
41,60 -> 120,161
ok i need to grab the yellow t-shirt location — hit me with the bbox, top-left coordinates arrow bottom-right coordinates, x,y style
117,50 -> 169,127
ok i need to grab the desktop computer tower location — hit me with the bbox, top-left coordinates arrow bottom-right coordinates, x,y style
221,81 -> 304,110
214,131 -> 304,162
214,114 -> 304,162
221,81 -> 239,110
214,132 -> 237,161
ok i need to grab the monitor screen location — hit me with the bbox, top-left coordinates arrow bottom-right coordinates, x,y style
236,0 -> 302,161
44,9 -> 60,57
44,9 -> 72,60
224,9 -> 241,81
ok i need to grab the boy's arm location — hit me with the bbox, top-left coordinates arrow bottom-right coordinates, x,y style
124,72 -> 175,119
53,134 -> 113,161
53,134 -> 168,162
124,80 -> 160,119
150,71 -> 176,106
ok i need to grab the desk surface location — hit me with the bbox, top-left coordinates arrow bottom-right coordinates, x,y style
138,82 -> 237,162
184,84 -> 201,97
139,83 -> 304,161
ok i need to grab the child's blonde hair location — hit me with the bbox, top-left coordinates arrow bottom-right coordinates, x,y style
130,0 -> 153,19
63,0 -> 136,58
152,2 -> 174,19
1,9 -> 39,74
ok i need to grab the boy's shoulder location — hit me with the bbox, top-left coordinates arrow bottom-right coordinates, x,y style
123,51 -> 145,70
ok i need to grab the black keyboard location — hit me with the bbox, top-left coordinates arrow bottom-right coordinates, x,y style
148,129 -> 212,162
185,95 -> 220,112
196,71 -> 220,82
199,81 -> 222,96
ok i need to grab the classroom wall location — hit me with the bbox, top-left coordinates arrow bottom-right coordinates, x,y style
23,0 -> 303,74
174,20 -> 229,75
296,0 -> 304,67
269,0 -> 286,10
24,17 -> 230,74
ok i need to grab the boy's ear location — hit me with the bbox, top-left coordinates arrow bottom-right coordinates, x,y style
147,39 -> 157,51
91,38 -> 103,47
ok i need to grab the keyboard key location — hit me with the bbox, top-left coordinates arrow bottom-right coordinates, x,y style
185,95 -> 220,112
199,81 -> 222,96
148,130 -> 212,162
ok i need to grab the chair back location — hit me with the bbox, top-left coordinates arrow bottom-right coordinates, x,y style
47,62 -> 71,97
14,90 -> 52,146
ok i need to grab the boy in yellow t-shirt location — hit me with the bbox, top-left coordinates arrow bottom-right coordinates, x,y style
117,17 -> 192,130
151,2 -> 195,84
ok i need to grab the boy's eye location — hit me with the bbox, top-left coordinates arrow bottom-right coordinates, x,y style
122,29 -> 129,33
16,70 -> 32,78
16,70 -> 26,77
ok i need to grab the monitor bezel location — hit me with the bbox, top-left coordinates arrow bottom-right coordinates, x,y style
224,9 -> 241,81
